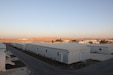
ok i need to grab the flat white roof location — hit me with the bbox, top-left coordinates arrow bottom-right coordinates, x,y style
0,43 -> 6,49
16,42 -> 26,45
29,42 -> 88,51
12,42 -> 26,45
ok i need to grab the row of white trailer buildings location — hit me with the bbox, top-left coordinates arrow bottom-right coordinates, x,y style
10,42 -> 113,64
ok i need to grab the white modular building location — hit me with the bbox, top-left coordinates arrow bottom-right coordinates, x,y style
25,43 -> 90,64
10,43 -> 16,47
0,43 -> 6,72
11,43 -> 26,50
88,44 -> 113,54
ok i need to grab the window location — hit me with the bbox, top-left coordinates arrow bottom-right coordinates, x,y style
46,49 -> 47,53
99,48 -> 102,51
57,52 -> 59,56
4,51 -> 6,53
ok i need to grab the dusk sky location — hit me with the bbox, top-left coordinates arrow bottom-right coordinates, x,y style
0,0 -> 113,38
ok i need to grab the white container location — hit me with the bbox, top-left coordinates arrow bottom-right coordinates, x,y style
0,43 -> 6,72
25,43 -> 90,64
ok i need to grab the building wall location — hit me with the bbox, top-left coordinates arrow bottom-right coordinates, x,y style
14,43 -> 26,50
25,44 -> 69,64
90,46 -> 110,54
0,49 -> 6,72
68,51 -> 80,64
68,49 -> 90,64
107,44 -> 113,54
10,43 -> 16,47
79,49 -> 90,61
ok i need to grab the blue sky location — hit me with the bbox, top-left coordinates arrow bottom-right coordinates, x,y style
0,0 -> 113,38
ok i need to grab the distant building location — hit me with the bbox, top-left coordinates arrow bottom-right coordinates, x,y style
79,40 -> 99,44
63,40 -> 70,43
